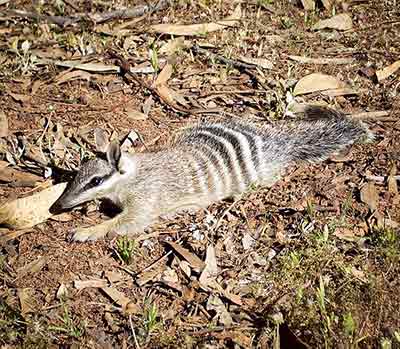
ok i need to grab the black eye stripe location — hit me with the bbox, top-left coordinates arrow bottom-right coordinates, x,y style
84,173 -> 114,190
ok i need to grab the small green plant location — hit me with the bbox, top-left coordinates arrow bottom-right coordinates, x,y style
54,0 -> 65,15
10,38 -> 37,74
340,191 -> 354,220
150,41 -> 160,73
380,338 -> 392,349
314,225 -> 330,244
257,0 -> 274,8
370,227 -> 400,261
48,302 -> 84,338
343,312 -> 356,338
316,275 -> 337,344
115,236 -> 136,264
288,251 -> 301,269
0,299 -> 27,344
144,302 -> 161,335
306,200 -> 315,219
281,16 -> 293,29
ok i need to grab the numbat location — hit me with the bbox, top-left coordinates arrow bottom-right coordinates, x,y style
51,106 -> 373,241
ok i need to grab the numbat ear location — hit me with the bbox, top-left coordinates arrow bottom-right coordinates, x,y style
106,142 -> 122,171
94,128 -> 110,152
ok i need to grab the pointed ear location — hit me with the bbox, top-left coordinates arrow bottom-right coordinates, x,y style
94,128 -> 110,153
106,142 -> 121,171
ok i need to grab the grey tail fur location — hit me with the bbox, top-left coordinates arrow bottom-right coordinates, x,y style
267,105 -> 374,165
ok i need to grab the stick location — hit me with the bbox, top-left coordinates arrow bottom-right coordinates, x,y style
129,315 -> 141,349
192,45 -> 256,70
7,0 -> 172,27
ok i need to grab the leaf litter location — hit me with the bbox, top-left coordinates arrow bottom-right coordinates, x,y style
0,0 -> 399,348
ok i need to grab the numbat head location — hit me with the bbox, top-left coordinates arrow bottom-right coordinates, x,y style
51,143 -> 134,211
51,105 -> 373,242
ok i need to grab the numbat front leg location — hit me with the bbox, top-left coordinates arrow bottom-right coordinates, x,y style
71,207 -> 154,242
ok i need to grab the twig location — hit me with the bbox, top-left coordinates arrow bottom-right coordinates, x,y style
137,250 -> 172,275
7,0 -> 172,27
192,45 -> 256,70
129,315 -> 140,349
62,0 -> 80,12
211,196 -> 242,231
110,51 -> 217,116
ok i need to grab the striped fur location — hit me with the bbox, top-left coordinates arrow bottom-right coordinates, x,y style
51,106 -> 373,241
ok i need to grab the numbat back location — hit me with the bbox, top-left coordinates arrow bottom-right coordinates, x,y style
51,106 -> 373,242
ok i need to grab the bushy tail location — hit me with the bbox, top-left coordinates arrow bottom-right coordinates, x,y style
267,105 -> 374,165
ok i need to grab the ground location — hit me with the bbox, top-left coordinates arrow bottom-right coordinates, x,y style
0,0 -> 400,348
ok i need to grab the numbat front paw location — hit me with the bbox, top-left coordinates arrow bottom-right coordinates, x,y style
69,226 -> 109,242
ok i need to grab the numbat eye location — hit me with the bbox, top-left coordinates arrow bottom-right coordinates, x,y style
90,177 -> 103,187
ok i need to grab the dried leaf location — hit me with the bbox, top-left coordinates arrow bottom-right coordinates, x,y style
359,66 -> 377,82
321,0 -> 334,10
160,38 -> 189,55
17,256 -> 47,277
161,267 -> 179,284
155,63 -> 173,86
300,0 -> 315,10
321,88 -> 359,97
376,60 -> 400,82
293,73 -> 344,96
218,331 -> 252,348
49,212 -> 73,222
388,164 -> 398,194
6,89 -> 31,104
56,283 -> 68,299
31,80 -> 44,95
74,279 -> 108,290
0,161 -> 8,170
125,109 -> 148,121
142,96 -> 154,116
105,271 -> 125,283
150,5 -> 241,36
0,229 -> 30,244
238,56 -> 273,69
242,233 -> 256,250
179,260 -> 191,278
136,267 -> 164,286
199,245 -> 218,288
360,182 -> 379,211
55,70 -> 92,85
313,13 -> 353,31
221,289 -> 243,306
101,287 -> 141,315
0,111 -> 8,138
18,288 -> 36,315
37,58 -> 120,72
333,227 -> 364,241
165,241 -> 205,272
206,295 -> 232,326
288,55 -> 354,65
0,183 -> 67,229
0,167 -> 42,186
351,267 -> 368,283
156,84 -> 178,107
